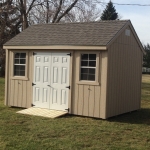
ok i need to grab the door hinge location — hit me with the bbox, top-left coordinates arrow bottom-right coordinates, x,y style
32,83 -> 36,86
66,86 -> 70,89
67,53 -> 71,56
65,108 -> 69,112
31,104 -> 35,107
33,52 -> 36,55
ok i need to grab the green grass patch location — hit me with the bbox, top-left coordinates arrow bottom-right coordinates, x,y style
0,77 -> 5,106
0,76 -> 150,150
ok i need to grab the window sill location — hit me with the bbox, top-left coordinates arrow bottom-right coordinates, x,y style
11,77 -> 28,81
77,81 -> 100,86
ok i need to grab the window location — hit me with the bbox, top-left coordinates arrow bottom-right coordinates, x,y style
14,53 -> 26,76
125,29 -> 130,36
80,54 -> 96,81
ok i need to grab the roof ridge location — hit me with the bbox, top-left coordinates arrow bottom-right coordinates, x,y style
32,20 -> 130,26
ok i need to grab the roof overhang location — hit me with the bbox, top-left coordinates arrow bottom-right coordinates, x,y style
3,45 -> 107,50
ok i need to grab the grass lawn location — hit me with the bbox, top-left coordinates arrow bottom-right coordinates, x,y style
0,75 -> 150,150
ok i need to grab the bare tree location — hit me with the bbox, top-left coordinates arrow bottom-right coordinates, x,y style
1,0 -> 102,31
0,0 -> 103,75
28,0 -> 101,24
0,0 -> 21,76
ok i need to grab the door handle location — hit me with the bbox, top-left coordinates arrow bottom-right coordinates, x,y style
66,86 -> 70,89
47,85 -> 55,89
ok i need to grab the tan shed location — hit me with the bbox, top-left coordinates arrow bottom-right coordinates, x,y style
3,20 -> 145,119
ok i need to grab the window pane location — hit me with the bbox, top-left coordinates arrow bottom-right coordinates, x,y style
20,66 -> 25,71
20,71 -> 25,76
81,74 -> 88,80
20,59 -> 26,64
89,68 -> 95,74
15,53 -> 20,58
15,59 -> 19,64
14,71 -> 20,76
81,61 -> 88,66
14,65 -> 20,71
89,61 -> 96,67
81,54 -> 88,60
81,68 -> 88,74
89,54 -> 96,60
20,53 -> 26,58
88,75 -> 95,81
14,65 -> 25,76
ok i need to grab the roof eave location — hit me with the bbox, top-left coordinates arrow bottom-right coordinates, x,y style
3,45 -> 107,50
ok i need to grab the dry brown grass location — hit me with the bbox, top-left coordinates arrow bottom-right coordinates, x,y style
142,74 -> 150,83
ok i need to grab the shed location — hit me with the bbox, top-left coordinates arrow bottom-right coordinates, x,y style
3,20 -> 144,119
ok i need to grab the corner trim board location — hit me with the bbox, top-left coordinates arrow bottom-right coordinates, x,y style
5,49 -> 9,105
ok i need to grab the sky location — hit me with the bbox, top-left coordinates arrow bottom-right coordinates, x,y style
102,0 -> 150,45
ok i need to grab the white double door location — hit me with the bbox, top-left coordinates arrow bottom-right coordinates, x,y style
33,52 -> 70,111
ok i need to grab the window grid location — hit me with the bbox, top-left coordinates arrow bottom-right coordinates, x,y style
80,54 -> 96,81
14,53 -> 26,76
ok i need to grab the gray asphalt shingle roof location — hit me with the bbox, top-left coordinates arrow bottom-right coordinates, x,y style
4,20 -> 129,46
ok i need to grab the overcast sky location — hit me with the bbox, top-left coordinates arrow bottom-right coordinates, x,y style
102,0 -> 150,45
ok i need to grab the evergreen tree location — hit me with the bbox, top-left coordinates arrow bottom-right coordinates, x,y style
101,0 -> 118,20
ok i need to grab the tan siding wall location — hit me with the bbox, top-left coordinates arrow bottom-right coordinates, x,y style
6,49 -> 108,118
71,51 -> 108,118
7,50 -> 33,108
106,26 -> 143,118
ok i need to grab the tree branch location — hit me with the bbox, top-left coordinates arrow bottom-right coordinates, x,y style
26,0 -> 36,15
52,0 -> 63,23
55,0 -> 79,23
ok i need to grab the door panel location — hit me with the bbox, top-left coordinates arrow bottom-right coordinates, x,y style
35,87 -> 40,101
53,67 -> 58,83
62,68 -> 67,84
33,53 -> 51,108
52,89 -> 58,103
43,67 -> 48,82
50,53 -> 70,111
61,90 -> 66,104
43,88 -> 48,102
35,66 -> 40,82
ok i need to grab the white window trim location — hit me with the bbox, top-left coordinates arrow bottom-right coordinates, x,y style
76,51 -> 100,85
11,51 -> 29,80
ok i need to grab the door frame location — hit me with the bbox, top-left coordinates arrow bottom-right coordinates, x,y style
31,50 -> 73,113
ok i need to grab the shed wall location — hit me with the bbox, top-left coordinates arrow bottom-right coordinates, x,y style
6,50 -> 33,108
106,26 -> 143,118
6,50 -> 108,119
71,51 -> 108,118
